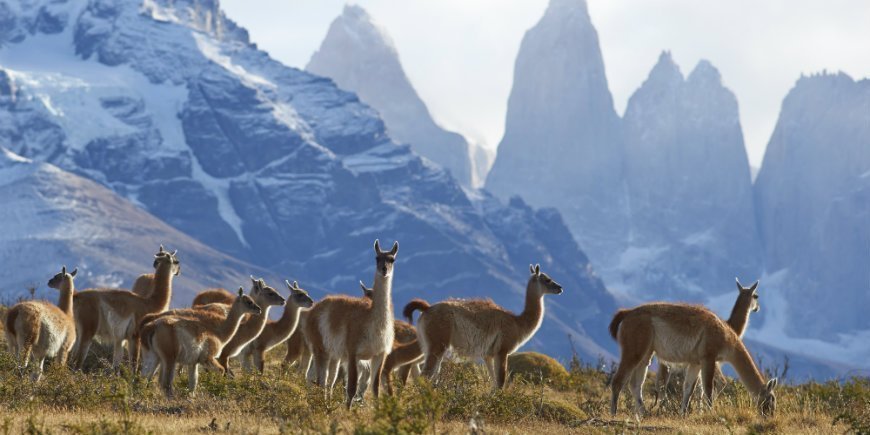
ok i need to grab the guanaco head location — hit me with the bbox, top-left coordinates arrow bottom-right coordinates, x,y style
47,266 -> 77,290
153,245 -> 181,276
758,378 -> 778,416
735,278 -> 760,312
359,281 -> 374,299
249,276 -> 285,307
374,239 -> 399,278
284,280 -> 314,308
528,264 -> 563,296
234,287 -> 262,316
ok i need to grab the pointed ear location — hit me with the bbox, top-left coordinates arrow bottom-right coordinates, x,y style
292,281 -> 299,290
237,286 -> 244,296
766,378 -> 778,391
159,244 -> 165,253
749,281 -> 759,292
359,280 -> 367,292
62,266 -> 67,275
171,249 -> 177,256
530,264 -> 535,275
250,275 -> 258,287
70,268 -> 77,277
534,264 -> 541,275
735,277 -> 743,291
285,279 -> 293,291
389,241 -> 398,255
374,239 -> 381,254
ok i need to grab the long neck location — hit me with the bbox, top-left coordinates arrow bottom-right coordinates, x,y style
727,294 -> 753,337
516,281 -> 544,334
58,280 -> 75,316
725,340 -> 767,395
273,304 -> 303,337
149,263 -> 173,310
216,305 -> 248,344
371,272 -> 393,319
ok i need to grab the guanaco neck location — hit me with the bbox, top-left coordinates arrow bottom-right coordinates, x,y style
216,304 -> 249,344
516,280 -> 544,334
271,303 -> 303,340
726,340 -> 767,396
727,293 -> 753,337
149,261 -> 174,311
371,271 -> 394,322
58,279 -> 75,316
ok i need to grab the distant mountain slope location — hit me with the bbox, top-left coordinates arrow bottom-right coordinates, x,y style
307,5 -> 475,187
0,147 -> 273,305
0,0 -> 616,360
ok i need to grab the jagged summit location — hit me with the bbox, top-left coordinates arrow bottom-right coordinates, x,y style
643,51 -> 683,88
307,4 -> 475,187
687,59 -> 723,86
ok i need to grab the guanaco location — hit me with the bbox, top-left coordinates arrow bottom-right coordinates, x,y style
216,277 -> 285,374
656,279 -> 760,405
191,288 -> 235,307
609,302 -> 777,416
5,266 -> 78,381
140,287 -> 261,397
130,245 -> 181,297
302,240 -> 398,408
405,264 -> 563,389
239,280 -> 314,373
71,246 -> 179,370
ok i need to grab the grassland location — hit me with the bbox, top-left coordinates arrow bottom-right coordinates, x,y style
0,309 -> 866,434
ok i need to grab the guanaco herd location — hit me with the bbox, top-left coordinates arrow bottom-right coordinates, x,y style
2,241 -> 778,417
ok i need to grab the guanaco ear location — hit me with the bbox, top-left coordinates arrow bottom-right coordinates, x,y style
237,286 -> 244,296
171,249 -> 178,256
62,265 -> 67,275
766,378 -> 778,391
389,241 -> 398,255
735,277 -> 743,291
530,264 -> 535,275
749,281 -> 759,292
250,275 -> 259,289
534,264 -> 541,275
359,280 -> 367,292
70,268 -> 77,277
159,244 -> 165,253
374,239 -> 381,254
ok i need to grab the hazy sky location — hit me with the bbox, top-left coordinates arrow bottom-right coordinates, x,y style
221,0 -> 869,166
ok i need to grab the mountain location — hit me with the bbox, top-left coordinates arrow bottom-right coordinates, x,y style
0,147 -> 272,304
307,5 -> 475,187
485,0 -> 627,265
754,73 -> 870,339
0,0 -> 616,361
617,52 -> 761,300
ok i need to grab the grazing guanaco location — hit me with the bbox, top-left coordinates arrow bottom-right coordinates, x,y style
130,246 -> 181,297
216,277 -> 285,374
71,246 -> 179,371
239,280 -> 314,373
303,240 -> 398,408
656,279 -> 761,405
5,266 -> 78,381
609,302 -> 777,416
405,264 -> 563,389
140,288 -> 261,397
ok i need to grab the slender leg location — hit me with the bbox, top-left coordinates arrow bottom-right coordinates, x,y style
345,355 -> 358,409
371,353 -> 386,398
356,360 -> 371,400
32,357 -> 46,382
314,352 -> 328,387
254,350 -> 266,373
187,364 -> 200,393
680,365 -> 701,414
327,359 -> 341,392
701,359 -> 716,409
112,340 -> 126,372
484,357 -> 496,384
397,364 -> 413,386
628,364 -> 650,416
494,353 -> 508,389
610,353 -> 644,415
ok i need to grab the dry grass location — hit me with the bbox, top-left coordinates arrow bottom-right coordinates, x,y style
0,309 -> 865,434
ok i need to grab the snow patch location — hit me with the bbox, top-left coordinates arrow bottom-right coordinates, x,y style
188,155 -> 249,248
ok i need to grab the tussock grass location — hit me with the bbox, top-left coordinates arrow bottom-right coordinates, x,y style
0,312 -> 866,433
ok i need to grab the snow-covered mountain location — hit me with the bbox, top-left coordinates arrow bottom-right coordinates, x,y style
485,0 -> 627,265
0,147 -> 272,304
307,5 -> 476,188
754,73 -> 870,340
0,0 -> 617,360
617,52 -> 761,300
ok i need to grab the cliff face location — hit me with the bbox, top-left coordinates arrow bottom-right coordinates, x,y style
307,5 -> 474,187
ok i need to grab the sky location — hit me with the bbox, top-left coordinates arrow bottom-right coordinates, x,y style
221,0 -> 870,166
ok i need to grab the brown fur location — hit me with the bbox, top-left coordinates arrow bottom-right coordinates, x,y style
216,277 -> 286,374
609,302 -> 777,417
239,281 -> 314,373
302,240 -> 398,408
71,246 -> 179,371
140,289 -> 261,396
655,279 -> 761,405
5,267 -> 78,381
130,246 -> 181,298
191,288 -> 235,307
414,265 -> 562,390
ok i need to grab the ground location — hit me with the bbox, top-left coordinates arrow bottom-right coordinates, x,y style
0,306 -> 866,434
